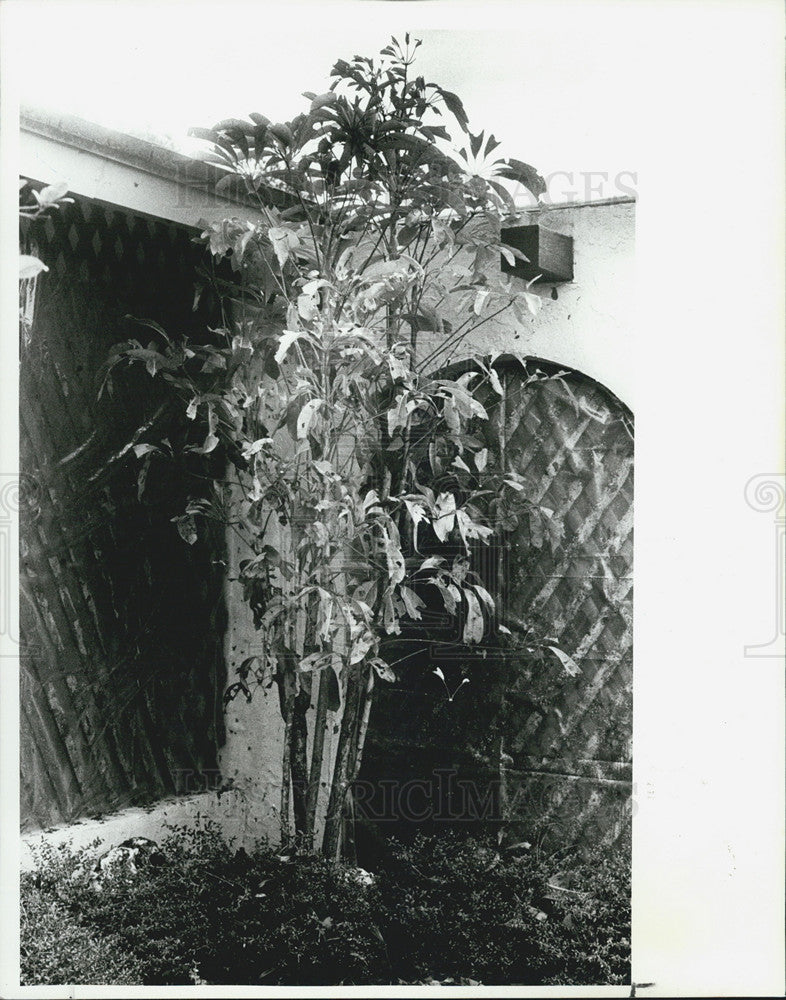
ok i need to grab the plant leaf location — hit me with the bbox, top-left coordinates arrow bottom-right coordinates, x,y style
400,585 -> 425,621
300,651 -> 334,672
36,181 -> 69,206
383,529 -> 406,585
268,225 -> 299,267
547,645 -> 581,677
488,368 -> 504,396
19,255 -> 48,280
370,657 -> 396,683
497,158 -> 547,198
433,492 -> 456,542
435,86 -> 469,132
297,398 -> 323,439
275,329 -> 311,365
173,514 -> 198,545
462,588 -> 484,644
472,584 -> 495,610
350,627 -> 375,664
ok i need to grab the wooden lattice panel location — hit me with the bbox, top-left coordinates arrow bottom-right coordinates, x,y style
360,358 -> 633,856
19,192 -> 226,831
495,360 -> 633,849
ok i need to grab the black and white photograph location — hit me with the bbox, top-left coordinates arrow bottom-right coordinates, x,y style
1,1 -> 783,996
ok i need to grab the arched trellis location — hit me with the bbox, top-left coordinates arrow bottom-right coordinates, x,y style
357,354 -> 633,857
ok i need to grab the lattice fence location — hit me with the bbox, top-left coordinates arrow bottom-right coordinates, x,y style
497,359 -> 633,849
20,191 -> 226,831
360,357 -> 633,856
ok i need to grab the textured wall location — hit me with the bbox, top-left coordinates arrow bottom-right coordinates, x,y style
418,198 -> 635,409
356,360 -> 633,858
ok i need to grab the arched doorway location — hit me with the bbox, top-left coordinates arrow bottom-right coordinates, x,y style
357,355 -> 633,859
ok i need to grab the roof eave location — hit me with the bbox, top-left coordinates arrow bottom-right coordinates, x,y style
19,105 -> 290,228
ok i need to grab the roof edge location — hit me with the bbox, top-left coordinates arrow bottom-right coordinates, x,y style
21,104 -> 213,186
526,195 -> 637,212
20,105 -> 635,221
20,104 -> 291,214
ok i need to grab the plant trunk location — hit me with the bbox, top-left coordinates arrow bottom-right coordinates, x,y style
305,668 -> 329,842
280,693 -> 294,845
290,683 -> 311,838
349,667 -> 374,786
342,667 -> 374,864
498,733 -> 509,847
321,661 -> 367,861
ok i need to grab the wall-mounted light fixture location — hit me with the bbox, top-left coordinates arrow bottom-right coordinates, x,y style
500,224 -> 574,284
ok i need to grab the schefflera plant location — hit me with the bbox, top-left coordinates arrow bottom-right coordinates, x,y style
109,36 -> 560,859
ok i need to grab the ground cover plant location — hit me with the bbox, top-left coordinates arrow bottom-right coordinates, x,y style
21,883 -> 145,986
21,825 -> 630,986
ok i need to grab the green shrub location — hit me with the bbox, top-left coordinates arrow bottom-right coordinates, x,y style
371,832 -> 629,985
21,884 -> 144,986
373,832 -> 554,984
23,823 -> 386,985
537,846 -> 631,985
21,823 -> 629,986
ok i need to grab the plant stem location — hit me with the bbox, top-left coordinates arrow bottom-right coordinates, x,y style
280,692 -> 294,845
321,661 -> 364,861
496,365 -> 508,607
290,681 -> 311,837
349,666 -> 374,785
498,733 -> 509,845
417,300 -> 515,373
305,668 -> 329,842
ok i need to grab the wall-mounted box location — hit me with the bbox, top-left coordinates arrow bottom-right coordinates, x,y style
500,224 -> 574,284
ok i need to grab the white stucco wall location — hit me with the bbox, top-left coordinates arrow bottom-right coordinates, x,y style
19,791 -> 250,870
216,519 -> 342,851
419,197 -> 635,409
501,198 -> 635,409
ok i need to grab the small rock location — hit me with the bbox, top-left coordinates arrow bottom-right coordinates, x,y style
342,866 -> 375,887
92,836 -> 166,879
